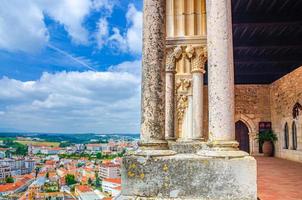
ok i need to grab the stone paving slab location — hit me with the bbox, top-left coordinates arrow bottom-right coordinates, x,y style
256,156 -> 302,200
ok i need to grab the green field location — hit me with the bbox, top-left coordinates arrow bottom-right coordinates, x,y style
16,140 -> 60,147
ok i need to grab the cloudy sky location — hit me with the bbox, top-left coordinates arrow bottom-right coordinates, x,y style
0,0 -> 143,133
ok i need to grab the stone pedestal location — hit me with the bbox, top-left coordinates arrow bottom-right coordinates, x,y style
119,154 -> 257,200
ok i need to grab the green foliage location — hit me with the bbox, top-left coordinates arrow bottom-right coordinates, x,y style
44,182 -> 59,192
65,174 -> 77,186
1,140 -> 28,156
2,138 -> 15,146
59,142 -> 72,148
15,143 -> 28,156
77,163 -> 85,168
95,172 -> 101,187
88,178 -> 93,185
256,130 -> 278,143
96,152 -> 103,159
5,176 -> 14,183
35,167 -> 40,178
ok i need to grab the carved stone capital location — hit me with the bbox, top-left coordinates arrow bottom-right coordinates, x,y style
166,46 -> 182,72
186,46 -> 207,73
176,78 -> 191,94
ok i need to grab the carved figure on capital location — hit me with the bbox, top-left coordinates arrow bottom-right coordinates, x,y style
166,46 -> 182,72
185,46 -> 207,73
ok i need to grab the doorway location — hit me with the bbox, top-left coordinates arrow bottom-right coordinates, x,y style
235,120 -> 250,153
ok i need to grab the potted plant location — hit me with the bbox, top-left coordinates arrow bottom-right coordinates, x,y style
256,130 -> 278,157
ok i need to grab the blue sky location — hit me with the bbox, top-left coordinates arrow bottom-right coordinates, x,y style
0,0 -> 143,133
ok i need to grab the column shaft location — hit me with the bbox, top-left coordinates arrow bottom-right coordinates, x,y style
192,73 -> 204,140
140,0 -> 167,147
165,71 -> 175,140
187,46 -> 206,140
207,0 -> 235,142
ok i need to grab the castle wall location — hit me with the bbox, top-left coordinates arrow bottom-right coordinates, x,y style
270,67 -> 302,163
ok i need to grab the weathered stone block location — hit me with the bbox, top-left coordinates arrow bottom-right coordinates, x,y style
120,154 -> 257,200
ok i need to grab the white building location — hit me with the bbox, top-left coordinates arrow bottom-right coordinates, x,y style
0,165 -> 11,181
75,185 -> 104,200
102,178 -> 121,197
0,159 -> 35,176
99,163 -> 120,179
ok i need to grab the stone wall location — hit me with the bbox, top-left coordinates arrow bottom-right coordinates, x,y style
270,67 -> 302,163
203,85 -> 271,155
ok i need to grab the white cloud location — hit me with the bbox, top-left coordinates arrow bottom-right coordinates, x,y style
125,4 -> 143,54
0,0 -> 116,52
109,60 -> 141,76
40,0 -> 92,45
0,60 -> 141,133
0,0 -> 49,53
92,0 -> 115,12
96,18 -> 109,48
97,3 -> 142,54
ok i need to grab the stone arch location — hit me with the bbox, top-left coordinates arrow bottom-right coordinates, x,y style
235,114 -> 257,154
235,114 -> 257,135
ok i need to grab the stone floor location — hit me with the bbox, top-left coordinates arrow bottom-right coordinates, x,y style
256,156 -> 302,200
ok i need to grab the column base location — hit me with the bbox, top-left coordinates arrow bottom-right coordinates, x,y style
197,140 -> 249,158
135,140 -> 176,156
120,153 -> 257,200
168,140 -> 206,154
165,137 -> 176,141
138,139 -> 169,150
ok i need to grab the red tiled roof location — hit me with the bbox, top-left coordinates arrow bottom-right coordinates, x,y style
0,176 -> 33,192
86,144 -> 102,147
103,178 -> 121,184
101,163 -> 120,168
75,185 -> 93,193
45,160 -> 56,165
113,186 -> 121,191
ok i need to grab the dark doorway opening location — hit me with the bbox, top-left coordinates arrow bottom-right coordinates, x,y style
235,121 -> 250,153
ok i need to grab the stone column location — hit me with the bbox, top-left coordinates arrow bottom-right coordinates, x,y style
187,46 -> 207,140
205,0 -> 245,155
140,0 -> 168,150
165,47 -> 182,140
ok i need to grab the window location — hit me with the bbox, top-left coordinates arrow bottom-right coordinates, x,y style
293,102 -> 302,119
292,121 -> 298,150
284,123 -> 289,149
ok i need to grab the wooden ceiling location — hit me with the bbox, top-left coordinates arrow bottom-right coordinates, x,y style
232,0 -> 302,84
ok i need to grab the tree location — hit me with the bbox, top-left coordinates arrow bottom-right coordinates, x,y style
65,174 -> 76,186
35,167 -> 40,178
15,144 -> 28,156
88,178 -> 93,185
95,172 -> 101,187
96,152 -> 103,159
5,176 -> 14,183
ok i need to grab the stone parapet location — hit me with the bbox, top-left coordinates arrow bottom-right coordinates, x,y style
119,154 -> 257,200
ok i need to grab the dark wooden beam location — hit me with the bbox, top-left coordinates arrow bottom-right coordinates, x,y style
232,13 -> 302,24
233,21 -> 302,27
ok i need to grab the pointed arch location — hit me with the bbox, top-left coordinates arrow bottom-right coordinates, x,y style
292,121 -> 298,150
284,122 -> 289,149
235,114 -> 257,135
293,102 -> 302,119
